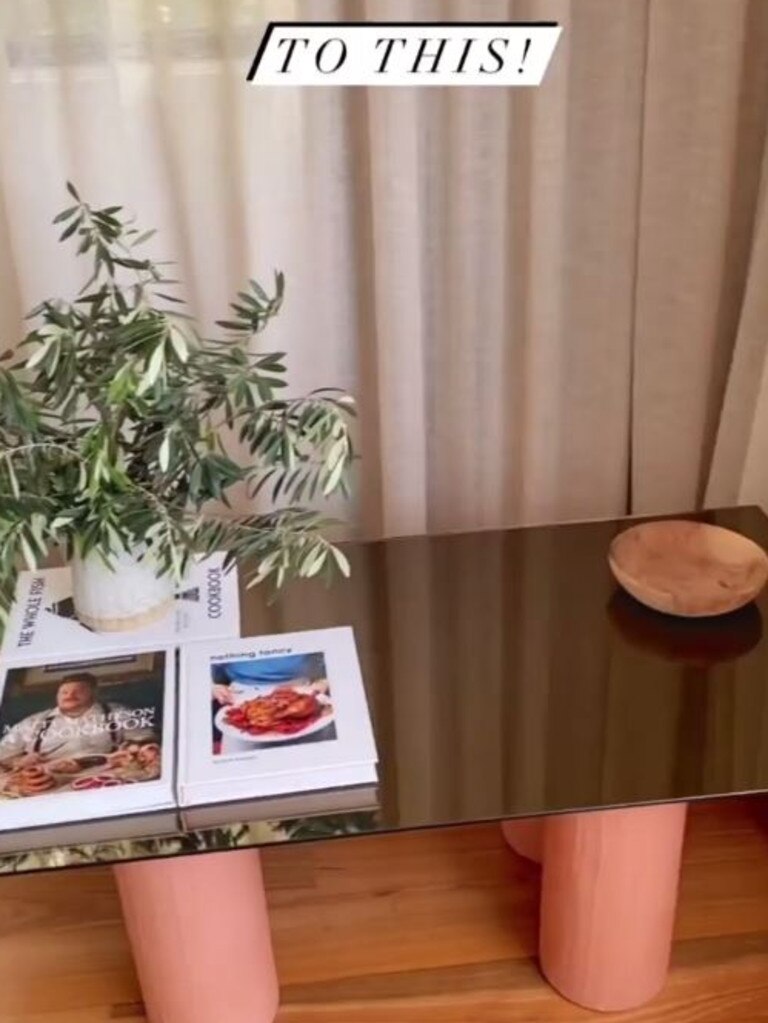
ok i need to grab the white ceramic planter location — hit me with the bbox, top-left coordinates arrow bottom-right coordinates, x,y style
71,547 -> 175,633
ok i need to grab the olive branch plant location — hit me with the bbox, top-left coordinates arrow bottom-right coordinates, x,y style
0,183 -> 356,624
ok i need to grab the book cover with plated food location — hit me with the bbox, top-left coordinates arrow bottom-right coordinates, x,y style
0,551 -> 240,666
0,648 -> 176,852
178,627 -> 379,828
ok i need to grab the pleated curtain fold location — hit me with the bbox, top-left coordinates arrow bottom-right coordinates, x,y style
1,0 -> 767,537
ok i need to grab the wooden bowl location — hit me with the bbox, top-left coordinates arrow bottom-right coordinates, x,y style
608,520 -> 768,617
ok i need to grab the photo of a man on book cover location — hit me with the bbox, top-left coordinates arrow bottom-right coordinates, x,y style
211,650 -> 337,758
0,652 -> 165,799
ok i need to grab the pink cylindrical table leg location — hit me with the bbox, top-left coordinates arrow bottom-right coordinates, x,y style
114,849 -> 279,1023
540,802 -> 688,1012
501,818 -> 546,863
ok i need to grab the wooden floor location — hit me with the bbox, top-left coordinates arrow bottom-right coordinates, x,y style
2,799 -> 768,1021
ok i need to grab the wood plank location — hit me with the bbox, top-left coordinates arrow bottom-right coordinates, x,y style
0,799 -> 767,1021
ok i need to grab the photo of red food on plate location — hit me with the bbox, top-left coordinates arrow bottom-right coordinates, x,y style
224,685 -> 324,737
211,651 -> 337,753
0,742 -> 162,798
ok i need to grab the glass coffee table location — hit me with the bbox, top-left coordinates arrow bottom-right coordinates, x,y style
4,505 -> 768,1022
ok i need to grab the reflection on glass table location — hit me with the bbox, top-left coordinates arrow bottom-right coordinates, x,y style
0,812 -> 380,876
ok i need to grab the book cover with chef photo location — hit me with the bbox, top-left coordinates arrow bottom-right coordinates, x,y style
0,551 -> 240,666
0,648 -> 177,851
178,627 -> 378,826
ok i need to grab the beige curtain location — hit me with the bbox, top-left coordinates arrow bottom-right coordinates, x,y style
1,0 -> 767,538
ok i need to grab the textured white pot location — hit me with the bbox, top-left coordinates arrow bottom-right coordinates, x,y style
71,547 -> 175,633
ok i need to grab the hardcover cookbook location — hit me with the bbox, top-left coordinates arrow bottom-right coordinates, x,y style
0,647 -> 177,852
1,552 -> 240,665
178,626 -> 378,828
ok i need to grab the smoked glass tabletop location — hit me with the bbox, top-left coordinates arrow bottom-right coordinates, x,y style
5,504 -> 768,874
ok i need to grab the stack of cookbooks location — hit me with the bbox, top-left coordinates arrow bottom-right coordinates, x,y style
1,552 -> 238,660
0,556 -> 379,852
178,627 -> 378,829
0,646 -> 178,853
0,552 -> 239,853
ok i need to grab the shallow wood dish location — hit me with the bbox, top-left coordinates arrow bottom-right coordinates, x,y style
608,520 -> 768,617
